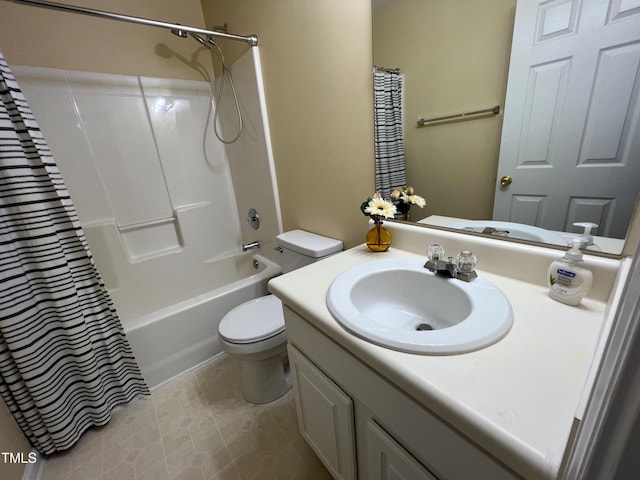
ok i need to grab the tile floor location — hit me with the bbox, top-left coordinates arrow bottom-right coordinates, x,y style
39,355 -> 332,480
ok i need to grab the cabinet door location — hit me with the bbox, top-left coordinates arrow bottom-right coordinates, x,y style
288,345 -> 357,480
367,419 -> 438,480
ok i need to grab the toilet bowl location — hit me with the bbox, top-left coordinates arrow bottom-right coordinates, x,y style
218,295 -> 289,404
218,230 -> 343,404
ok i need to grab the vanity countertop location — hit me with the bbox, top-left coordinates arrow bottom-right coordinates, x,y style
268,244 -> 611,480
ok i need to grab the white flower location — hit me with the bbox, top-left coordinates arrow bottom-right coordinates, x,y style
407,194 -> 426,208
365,195 -> 397,219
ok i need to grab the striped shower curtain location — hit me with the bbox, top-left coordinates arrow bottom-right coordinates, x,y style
0,53 -> 149,455
373,71 -> 407,199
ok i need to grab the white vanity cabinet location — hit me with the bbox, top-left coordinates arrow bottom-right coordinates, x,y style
289,342 -> 433,480
288,344 -> 357,480
284,305 -> 519,480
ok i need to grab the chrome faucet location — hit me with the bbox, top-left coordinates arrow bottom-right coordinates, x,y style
424,244 -> 457,278
481,226 -> 510,237
424,244 -> 477,282
461,226 -> 509,237
242,240 -> 260,252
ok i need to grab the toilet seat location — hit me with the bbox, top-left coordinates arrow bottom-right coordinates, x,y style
219,295 -> 284,344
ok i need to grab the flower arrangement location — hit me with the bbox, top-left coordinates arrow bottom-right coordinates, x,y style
360,193 -> 397,252
360,193 -> 397,223
390,186 -> 426,221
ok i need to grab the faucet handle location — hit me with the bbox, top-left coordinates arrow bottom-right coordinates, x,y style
456,250 -> 477,282
456,250 -> 477,273
427,243 -> 445,261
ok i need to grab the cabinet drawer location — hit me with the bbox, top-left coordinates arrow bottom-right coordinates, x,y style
366,419 -> 438,480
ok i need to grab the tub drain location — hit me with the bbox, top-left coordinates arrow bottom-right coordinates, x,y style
416,323 -> 433,331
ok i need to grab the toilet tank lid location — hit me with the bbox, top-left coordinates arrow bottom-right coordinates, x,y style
276,230 -> 343,258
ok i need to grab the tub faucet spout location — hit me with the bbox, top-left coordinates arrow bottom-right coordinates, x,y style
242,240 -> 260,252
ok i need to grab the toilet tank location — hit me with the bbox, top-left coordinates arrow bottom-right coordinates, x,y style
276,230 -> 343,273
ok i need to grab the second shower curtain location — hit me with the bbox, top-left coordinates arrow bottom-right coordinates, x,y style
373,70 -> 407,200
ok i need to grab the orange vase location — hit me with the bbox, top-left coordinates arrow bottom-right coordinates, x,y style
366,222 -> 392,252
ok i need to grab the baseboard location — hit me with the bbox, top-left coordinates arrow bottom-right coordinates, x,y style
149,351 -> 226,392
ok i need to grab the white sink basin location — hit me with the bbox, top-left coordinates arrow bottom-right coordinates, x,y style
326,258 -> 513,354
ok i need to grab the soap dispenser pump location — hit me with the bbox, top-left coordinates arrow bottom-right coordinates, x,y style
573,222 -> 599,250
547,240 -> 593,306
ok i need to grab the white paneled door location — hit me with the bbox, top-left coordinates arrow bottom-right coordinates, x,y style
493,0 -> 640,239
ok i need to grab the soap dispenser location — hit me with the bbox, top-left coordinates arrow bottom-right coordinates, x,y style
573,222 -> 600,251
547,240 -> 593,306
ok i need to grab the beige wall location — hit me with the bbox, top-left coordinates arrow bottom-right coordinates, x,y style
373,0 -> 515,221
202,0 -> 375,248
0,0 -> 213,81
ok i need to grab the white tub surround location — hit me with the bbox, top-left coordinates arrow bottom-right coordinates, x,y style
12,51 -> 281,267
268,222 -> 627,479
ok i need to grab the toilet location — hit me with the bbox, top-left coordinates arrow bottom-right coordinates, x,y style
218,230 -> 343,404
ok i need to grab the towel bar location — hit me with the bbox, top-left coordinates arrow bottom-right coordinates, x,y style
417,105 -> 500,127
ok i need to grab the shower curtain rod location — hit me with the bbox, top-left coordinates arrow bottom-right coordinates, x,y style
374,65 -> 400,74
8,0 -> 258,46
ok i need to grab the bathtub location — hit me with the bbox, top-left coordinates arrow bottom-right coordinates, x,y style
116,253 -> 282,389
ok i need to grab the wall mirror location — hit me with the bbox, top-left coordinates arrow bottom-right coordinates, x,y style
372,0 -> 640,256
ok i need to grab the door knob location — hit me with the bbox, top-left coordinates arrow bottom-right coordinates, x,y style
500,175 -> 512,187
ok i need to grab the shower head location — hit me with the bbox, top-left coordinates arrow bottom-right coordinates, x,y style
169,22 -> 226,51
189,32 -> 209,48
189,32 -> 215,48
169,25 -> 224,64
174,31 -> 215,49
170,27 -> 188,38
